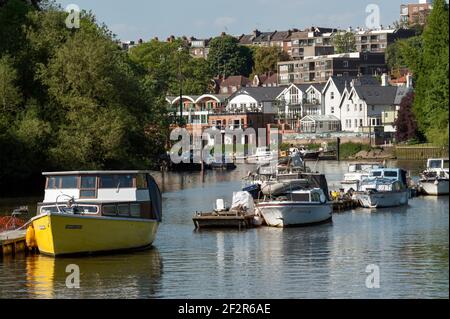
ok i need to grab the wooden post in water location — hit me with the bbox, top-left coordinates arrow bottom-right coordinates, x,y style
336,137 -> 341,161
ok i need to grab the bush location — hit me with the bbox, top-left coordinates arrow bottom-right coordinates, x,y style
339,142 -> 371,160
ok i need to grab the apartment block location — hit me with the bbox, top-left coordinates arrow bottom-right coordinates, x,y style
355,28 -> 416,53
290,27 -> 336,60
400,0 -> 433,25
278,52 -> 386,85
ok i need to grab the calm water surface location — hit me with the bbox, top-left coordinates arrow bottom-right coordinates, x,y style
0,161 -> 448,299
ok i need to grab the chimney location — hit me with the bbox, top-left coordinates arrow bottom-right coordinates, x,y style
406,73 -> 413,88
252,29 -> 261,38
381,73 -> 389,86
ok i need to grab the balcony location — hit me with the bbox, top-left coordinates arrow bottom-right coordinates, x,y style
302,98 -> 320,105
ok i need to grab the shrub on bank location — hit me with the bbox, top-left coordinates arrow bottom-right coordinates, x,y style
339,142 -> 371,160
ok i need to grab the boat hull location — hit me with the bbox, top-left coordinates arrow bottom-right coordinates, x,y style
32,213 -> 159,256
420,179 -> 449,196
356,190 -> 409,208
257,202 -> 332,227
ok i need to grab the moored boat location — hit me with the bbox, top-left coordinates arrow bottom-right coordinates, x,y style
419,158 -> 449,196
29,171 -> 162,256
354,168 -> 409,208
340,162 -> 384,193
256,174 -> 332,227
257,188 -> 332,227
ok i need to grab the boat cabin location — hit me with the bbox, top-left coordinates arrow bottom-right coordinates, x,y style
286,188 -> 327,203
369,168 -> 407,186
348,162 -> 383,173
39,171 -> 162,221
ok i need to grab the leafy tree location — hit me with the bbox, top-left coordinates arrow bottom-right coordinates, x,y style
411,0 -> 449,145
251,46 -> 290,75
129,39 -> 211,96
0,56 -> 22,115
207,34 -> 253,77
333,32 -> 356,53
394,92 -> 419,142
0,1 -> 171,193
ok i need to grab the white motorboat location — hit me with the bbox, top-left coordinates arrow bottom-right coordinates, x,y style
256,174 -> 332,227
355,168 -> 409,208
340,162 -> 384,193
257,188 -> 332,227
419,158 -> 449,196
246,146 -> 277,164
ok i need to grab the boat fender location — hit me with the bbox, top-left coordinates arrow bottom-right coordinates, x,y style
26,225 -> 37,249
320,194 -> 327,204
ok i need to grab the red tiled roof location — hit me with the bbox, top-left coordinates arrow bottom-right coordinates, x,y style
221,75 -> 251,87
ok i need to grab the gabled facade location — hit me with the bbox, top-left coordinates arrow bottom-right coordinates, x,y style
337,84 -> 411,140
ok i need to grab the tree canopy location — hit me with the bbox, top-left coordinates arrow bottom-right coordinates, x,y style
333,32 -> 356,54
0,0 -> 169,193
207,34 -> 253,78
407,0 -> 449,145
251,46 -> 290,76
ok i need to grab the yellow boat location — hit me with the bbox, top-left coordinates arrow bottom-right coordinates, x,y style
29,171 -> 162,256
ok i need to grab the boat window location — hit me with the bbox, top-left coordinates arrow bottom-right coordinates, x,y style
100,175 -> 133,188
291,193 -> 310,201
429,160 -> 443,169
384,171 -> 398,178
117,204 -> 130,217
311,192 -> 321,202
348,165 -> 356,172
47,176 -> 58,189
75,205 -> 98,214
61,176 -> 78,189
130,204 -> 141,217
81,176 -> 96,188
136,174 -> 148,189
40,205 -> 66,214
444,160 -> 449,169
372,171 -> 382,177
102,205 -> 117,216
46,176 -> 77,189
80,176 -> 97,198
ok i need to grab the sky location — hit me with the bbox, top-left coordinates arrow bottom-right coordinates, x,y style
57,0 -> 410,41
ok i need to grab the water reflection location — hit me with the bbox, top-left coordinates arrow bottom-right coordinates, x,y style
7,249 -> 163,299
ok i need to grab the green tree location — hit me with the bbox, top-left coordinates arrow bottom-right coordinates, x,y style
207,34 -> 253,77
0,56 -> 22,114
129,39 -> 211,96
251,46 -> 290,75
333,32 -> 356,53
412,0 -> 449,145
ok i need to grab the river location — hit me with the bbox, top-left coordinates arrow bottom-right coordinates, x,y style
0,161 -> 448,299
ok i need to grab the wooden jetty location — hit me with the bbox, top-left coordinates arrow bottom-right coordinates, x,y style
332,199 -> 359,212
0,230 -> 27,257
193,212 -> 256,230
